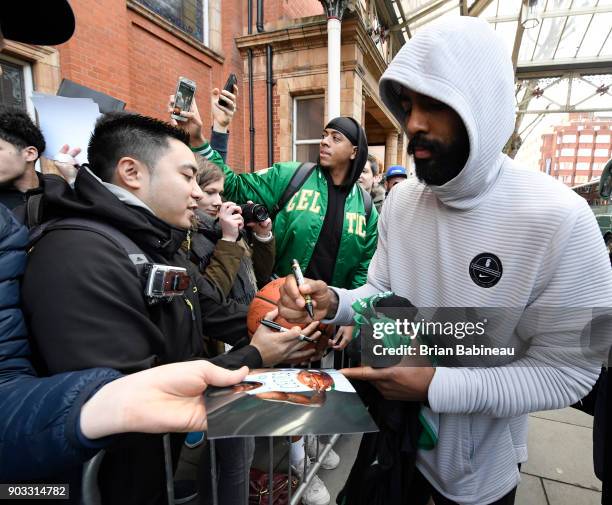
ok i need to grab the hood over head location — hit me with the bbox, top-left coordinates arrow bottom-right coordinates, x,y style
41,168 -> 188,258
379,16 -> 515,210
324,116 -> 368,188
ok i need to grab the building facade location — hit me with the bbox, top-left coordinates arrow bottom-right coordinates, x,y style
0,0 -> 406,173
539,113 -> 612,187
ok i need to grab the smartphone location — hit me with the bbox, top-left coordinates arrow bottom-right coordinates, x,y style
171,77 -> 196,122
218,73 -> 237,108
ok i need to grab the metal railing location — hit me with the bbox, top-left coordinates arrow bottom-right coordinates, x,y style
81,349 -> 351,504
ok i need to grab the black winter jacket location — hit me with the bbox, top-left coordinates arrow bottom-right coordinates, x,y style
22,170 -> 261,504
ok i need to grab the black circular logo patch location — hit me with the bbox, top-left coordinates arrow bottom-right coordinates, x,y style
469,253 -> 503,288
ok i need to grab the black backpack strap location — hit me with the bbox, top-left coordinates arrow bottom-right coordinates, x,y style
25,193 -> 44,230
271,162 -> 317,218
360,186 -> 373,222
29,217 -> 150,277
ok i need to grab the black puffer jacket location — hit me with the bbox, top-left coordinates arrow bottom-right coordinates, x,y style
22,170 -> 261,504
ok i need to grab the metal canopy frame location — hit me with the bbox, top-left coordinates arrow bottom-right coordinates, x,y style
376,0 -> 612,159
380,0 -> 612,108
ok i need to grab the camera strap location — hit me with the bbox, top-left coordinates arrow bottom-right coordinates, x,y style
29,217 -> 150,278
30,218 -> 193,305
272,162 -> 316,219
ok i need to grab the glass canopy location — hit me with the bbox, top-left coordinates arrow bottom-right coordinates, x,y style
383,0 -> 612,114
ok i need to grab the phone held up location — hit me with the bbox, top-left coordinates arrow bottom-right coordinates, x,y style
218,73 -> 237,109
171,77 -> 196,122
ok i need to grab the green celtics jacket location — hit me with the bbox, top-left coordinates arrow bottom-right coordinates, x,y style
194,142 -> 378,289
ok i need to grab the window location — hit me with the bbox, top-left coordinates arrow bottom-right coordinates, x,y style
596,134 -> 611,144
293,96 -> 324,163
574,175 -> 589,184
594,161 -> 608,172
576,162 -> 590,170
595,148 -> 610,157
560,148 -> 575,156
579,134 -> 593,143
559,162 -> 574,170
562,134 -> 576,143
0,55 -> 35,117
577,148 -> 592,157
135,0 -> 208,44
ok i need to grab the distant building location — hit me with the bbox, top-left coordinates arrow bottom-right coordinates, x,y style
539,113 -> 612,187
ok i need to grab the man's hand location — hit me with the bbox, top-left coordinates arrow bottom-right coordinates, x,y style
248,217 -> 272,238
168,95 -> 205,148
340,365 -> 435,402
218,201 -> 244,241
250,309 -> 320,366
211,85 -> 237,133
331,325 -> 353,351
52,144 -> 81,183
278,275 -> 338,323
79,361 -> 249,439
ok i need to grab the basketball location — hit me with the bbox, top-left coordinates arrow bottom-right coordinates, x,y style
247,278 -> 332,352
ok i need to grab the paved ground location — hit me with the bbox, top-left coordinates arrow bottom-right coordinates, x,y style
517,408 -> 601,505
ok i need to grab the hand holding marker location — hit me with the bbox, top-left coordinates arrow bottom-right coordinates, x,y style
260,319 -> 316,343
291,259 -> 315,319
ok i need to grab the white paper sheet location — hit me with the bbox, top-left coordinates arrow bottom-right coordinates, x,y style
31,92 -> 101,165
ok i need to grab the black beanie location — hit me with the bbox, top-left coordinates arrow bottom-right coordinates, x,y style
324,116 -> 368,188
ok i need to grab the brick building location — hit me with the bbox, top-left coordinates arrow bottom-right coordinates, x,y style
0,0 -> 406,173
539,113 -> 612,187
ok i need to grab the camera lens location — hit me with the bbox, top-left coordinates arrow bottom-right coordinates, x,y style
252,204 -> 269,222
240,203 -> 269,223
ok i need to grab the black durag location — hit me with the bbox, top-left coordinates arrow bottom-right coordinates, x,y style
324,116 -> 368,188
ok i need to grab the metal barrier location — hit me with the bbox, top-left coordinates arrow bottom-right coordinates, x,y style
81,449 -> 105,505
81,432 -> 342,505
290,434 -> 340,505
81,434 -> 176,505
80,350 -> 349,504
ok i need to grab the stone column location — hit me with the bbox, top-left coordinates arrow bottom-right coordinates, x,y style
319,0 -> 350,120
385,131 -> 399,169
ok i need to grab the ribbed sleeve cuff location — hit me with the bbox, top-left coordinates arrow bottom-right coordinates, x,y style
253,231 -> 273,243
428,367 -> 472,414
191,141 -> 215,159
321,287 -> 356,326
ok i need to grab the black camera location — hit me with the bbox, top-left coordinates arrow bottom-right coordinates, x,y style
239,203 -> 269,224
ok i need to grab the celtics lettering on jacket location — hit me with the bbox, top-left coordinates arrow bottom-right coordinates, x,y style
285,189 -> 367,238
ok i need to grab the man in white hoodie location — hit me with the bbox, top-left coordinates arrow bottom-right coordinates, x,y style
279,16 -> 612,505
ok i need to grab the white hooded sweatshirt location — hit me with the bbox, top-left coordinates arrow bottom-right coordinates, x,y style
328,17 -> 612,504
